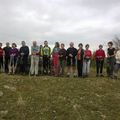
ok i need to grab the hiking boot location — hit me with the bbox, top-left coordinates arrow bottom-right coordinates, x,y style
67,73 -> 70,77
100,74 -> 104,77
96,74 -> 99,77
114,76 -> 118,80
35,74 -> 39,77
83,75 -> 86,78
73,73 -> 77,78
30,74 -> 34,76
8,73 -> 11,75
109,76 -> 114,79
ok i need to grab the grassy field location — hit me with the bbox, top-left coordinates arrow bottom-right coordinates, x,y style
0,73 -> 120,120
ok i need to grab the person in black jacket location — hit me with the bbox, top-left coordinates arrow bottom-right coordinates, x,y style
19,41 -> 29,75
107,41 -> 116,79
3,42 -> 11,73
66,42 -> 77,77
77,43 -> 84,77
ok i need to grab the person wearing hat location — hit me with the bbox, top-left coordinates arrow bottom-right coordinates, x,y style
83,44 -> 92,78
95,45 -> 105,77
114,47 -> 120,79
66,42 -> 77,77
9,43 -> 19,75
77,43 -> 84,77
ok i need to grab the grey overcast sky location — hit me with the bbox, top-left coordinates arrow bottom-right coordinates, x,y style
0,0 -> 120,50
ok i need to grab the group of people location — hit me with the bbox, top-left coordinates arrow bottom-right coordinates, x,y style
0,40 -> 120,79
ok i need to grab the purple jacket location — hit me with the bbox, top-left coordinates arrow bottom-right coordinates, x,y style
9,48 -> 19,58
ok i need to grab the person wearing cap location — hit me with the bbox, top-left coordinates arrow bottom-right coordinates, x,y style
107,41 -> 116,78
77,43 -> 84,77
9,43 -> 19,75
66,42 -> 77,77
30,41 -> 40,76
19,41 -> 29,75
83,44 -> 92,77
114,47 -> 120,79
95,45 -> 105,77
0,43 -> 3,73
3,42 -> 11,73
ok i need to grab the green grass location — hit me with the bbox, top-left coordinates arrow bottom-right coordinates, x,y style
0,73 -> 120,120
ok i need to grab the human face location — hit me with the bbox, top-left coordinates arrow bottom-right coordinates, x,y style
70,42 -> 74,48
99,46 -> 103,50
33,41 -> 37,46
79,45 -> 83,49
44,41 -> 48,46
6,42 -> 10,47
12,44 -> 16,48
86,46 -> 89,50
108,43 -> 112,48
55,42 -> 59,48
21,41 -> 25,46
61,44 -> 64,49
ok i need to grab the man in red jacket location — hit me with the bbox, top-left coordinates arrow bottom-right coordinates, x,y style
95,45 -> 105,77
0,43 -> 3,72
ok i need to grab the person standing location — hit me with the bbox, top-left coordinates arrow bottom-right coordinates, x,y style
77,43 -> 84,77
39,45 -> 43,74
9,43 -> 19,75
19,41 -> 29,75
30,41 -> 40,76
107,41 -> 116,79
41,41 -> 51,75
52,42 -> 60,76
66,42 -> 78,77
95,45 -> 105,77
0,43 -> 3,72
114,47 -> 120,79
3,42 -> 11,73
59,43 -> 67,76
83,44 -> 92,77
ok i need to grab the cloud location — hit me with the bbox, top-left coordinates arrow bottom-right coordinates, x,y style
0,0 -> 120,50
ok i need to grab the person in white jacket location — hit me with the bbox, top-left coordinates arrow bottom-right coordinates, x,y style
114,47 -> 120,79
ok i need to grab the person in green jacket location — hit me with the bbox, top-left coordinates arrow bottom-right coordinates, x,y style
41,41 -> 51,74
